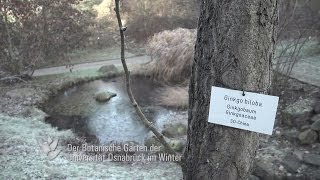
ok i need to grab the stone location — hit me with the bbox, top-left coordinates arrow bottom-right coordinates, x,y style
282,98 -> 316,127
298,129 -> 318,145
301,125 -> 311,131
171,139 -> 186,152
313,100 -> 320,114
253,160 -> 282,180
282,128 -> 299,141
145,136 -> 162,148
293,150 -> 304,161
308,169 -> 320,180
162,123 -> 187,138
248,175 -> 260,180
0,70 -> 6,77
98,65 -> 119,74
303,153 -> 320,167
311,143 -> 320,152
94,91 -> 116,102
282,153 -> 302,173
144,136 -> 186,153
311,119 -> 320,131
311,114 -> 320,122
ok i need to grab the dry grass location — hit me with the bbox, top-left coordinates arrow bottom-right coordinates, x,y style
146,28 -> 196,83
154,86 -> 188,109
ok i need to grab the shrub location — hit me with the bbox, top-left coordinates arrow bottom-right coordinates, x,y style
146,28 -> 196,83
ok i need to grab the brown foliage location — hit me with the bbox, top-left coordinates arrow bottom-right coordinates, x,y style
155,86 -> 188,109
145,28 -> 196,83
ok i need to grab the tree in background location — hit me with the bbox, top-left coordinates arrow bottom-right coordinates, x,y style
121,0 -> 198,42
184,0 -> 278,179
0,0 -> 93,76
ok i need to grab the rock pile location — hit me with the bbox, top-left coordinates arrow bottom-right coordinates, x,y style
283,98 -> 320,145
249,97 -> 320,180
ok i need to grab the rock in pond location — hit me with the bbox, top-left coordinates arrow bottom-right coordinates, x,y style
94,91 -> 117,102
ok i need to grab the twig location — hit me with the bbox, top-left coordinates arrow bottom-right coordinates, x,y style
114,0 -> 184,166
0,76 -> 27,83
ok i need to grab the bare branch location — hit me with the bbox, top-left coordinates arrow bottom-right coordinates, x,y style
113,0 -> 184,166
0,76 -> 27,83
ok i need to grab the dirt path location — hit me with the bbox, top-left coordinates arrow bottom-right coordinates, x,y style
33,55 -> 151,77
33,53 -> 319,87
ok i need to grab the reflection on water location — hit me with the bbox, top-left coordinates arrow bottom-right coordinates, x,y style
45,76 -> 185,145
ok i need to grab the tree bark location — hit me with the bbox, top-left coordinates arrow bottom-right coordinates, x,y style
184,0 -> 278,179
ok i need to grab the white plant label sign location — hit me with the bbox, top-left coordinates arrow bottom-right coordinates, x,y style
208,86 -> 279,135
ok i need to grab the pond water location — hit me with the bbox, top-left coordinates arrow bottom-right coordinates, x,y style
44,76 -> 187,145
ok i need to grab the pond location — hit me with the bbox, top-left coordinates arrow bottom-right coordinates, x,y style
44,76 -> 187,145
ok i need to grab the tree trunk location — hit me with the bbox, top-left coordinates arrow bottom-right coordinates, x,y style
2,6 -> 22,74
184,0 -> 278,179
41,4 -> 49,60
3,7 -> 15,63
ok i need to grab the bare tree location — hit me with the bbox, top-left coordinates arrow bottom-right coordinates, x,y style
272,0 -> 320,95
183,0 -> 278,179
